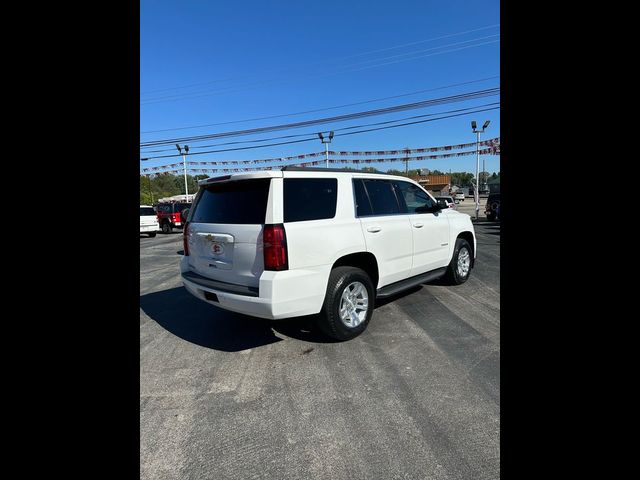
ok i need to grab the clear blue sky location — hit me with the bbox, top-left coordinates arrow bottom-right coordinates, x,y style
140,0 -> 500,176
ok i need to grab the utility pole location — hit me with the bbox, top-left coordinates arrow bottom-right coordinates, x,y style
318,131 -> 334,168
471,120 -> 491,220
482,157 -> 486,193
405,147 -> 410,176
176,144 -> 190,201
141,157 -> 153,203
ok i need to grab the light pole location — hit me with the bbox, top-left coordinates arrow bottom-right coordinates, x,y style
176,144 -> 190,201
471,120 -> 490,220
318,131 -> 334,168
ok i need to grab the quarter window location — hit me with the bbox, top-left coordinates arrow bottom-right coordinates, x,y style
283,178 -> 337,222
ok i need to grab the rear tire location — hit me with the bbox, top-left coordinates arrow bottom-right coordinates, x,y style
148,232 -> 156,238
161,221 -> 172,234
316,266 -> 374,341
487,213 -> 495,221
444,238 -> 472,285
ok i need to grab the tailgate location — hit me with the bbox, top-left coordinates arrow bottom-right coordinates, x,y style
186,223 -> 264,289
184,177 -> 273,289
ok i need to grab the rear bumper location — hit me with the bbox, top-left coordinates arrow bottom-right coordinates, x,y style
180,256 -> 329,320
140,224 -> 159,232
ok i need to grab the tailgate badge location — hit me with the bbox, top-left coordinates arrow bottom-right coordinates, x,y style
211,242 -> 224,255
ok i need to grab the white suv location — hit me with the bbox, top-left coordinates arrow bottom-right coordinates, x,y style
140,205 -> 159,237
181,168 -> 476,340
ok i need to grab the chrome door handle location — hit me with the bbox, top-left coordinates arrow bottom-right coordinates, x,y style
413,222 -> 424,228
367,226 -> 382,233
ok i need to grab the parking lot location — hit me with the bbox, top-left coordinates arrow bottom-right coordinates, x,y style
140,213 -> 499,479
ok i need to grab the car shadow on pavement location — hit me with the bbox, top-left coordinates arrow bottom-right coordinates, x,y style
140,286 -> 283,352
140,286 -> 336,351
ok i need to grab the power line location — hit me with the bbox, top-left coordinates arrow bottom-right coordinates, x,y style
141,105 -> 500,160
140,24 -> 499,96
140,88 -> 499,147
141,102 -> 499,154
140,75 -> 499,135
140,38 -> 499,106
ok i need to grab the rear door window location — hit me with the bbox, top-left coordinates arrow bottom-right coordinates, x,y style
190,179 -> 271,224
353,179 -> 373,217
361,179 -> 403,216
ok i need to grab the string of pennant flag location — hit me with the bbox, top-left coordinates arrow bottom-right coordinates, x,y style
140,137 -> 499,174
143,147 -> 497,176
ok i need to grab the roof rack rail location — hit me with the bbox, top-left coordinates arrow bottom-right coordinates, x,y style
281,166 -> 394,175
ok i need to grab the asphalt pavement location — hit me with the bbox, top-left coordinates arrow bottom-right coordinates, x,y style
140,220 -> 500,479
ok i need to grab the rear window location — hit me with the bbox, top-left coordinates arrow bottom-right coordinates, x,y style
283,178 -> 337,222
140,207 -> 155,216
190,179 -> 271,224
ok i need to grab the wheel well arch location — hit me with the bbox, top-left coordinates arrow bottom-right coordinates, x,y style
457,231 -> 475,266
331,252 -> 379,289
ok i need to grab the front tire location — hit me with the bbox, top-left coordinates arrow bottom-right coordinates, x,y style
444,238 -> 472,285
316,267 -> 374,341
148,232 -> 157,238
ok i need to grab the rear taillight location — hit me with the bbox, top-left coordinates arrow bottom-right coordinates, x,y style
263,224 -> 288,271
183,222 -> 190,256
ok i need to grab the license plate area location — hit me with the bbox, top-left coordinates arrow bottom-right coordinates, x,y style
197,232 -> 234,271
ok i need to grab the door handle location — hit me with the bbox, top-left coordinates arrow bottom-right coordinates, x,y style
366,226 -> 382,233
413,222 -> 424,228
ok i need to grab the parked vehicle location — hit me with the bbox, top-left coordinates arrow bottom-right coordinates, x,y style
435,196 -> 457,209
455,191 -> 465,202
140,205 -> 159,237
181,167 -> 476,341
485,193 -> 501,221
157,202 -> 191,233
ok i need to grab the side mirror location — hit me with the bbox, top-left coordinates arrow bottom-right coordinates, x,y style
416,203 -> 442,213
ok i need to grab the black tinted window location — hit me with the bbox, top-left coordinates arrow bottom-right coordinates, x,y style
393,181 -> 436,213
362,179 -> 401,215
353,179 -> 372,217
140,207 -> 155,216
191,179 -> 271,224
284,178 -> 337,222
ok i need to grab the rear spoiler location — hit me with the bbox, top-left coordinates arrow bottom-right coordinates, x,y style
198,175 -> 231,186
197,171 -> 283,186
